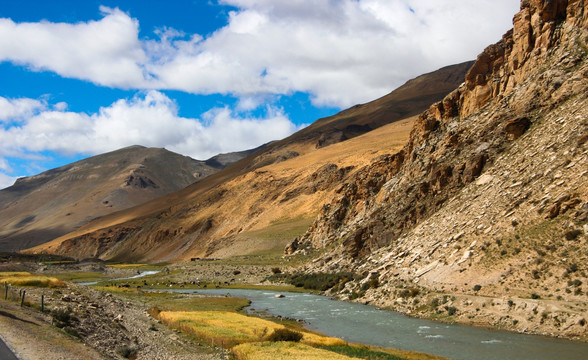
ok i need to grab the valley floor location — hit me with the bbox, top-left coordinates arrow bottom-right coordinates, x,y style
1,257 -> 586,359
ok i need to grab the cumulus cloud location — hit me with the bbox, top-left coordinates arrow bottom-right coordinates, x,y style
0,1 -> 519,108
0,92 -> 300,161
0,96 -> 46,123
0,6 -> 147,88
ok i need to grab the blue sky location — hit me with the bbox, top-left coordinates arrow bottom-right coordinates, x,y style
0,0 -> 519,189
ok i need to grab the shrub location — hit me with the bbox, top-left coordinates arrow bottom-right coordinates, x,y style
270,272 -> 354,292
564,229 -> 582,240
233,270 -> 241,275
398,287 -> 420,298
267,328 -> 303,342
271,267 -> 282,274
52,307 -> 74,328
473,284 -> 482,292
531,293 -> 541,299
567,263 -> 579,273
447,306 -> 458,316
116,345 -> 137,359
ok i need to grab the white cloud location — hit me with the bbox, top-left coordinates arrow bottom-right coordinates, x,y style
0,92 -> 300,161
0,1 -> 520,108
0,171 -> 17,189
0,6 -> 147,88
0,97 -> 46,123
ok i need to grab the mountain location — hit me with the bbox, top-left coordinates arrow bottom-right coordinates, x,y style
27,61 -> 473,261
0,146 -> 222,251
291,0 -> 587,340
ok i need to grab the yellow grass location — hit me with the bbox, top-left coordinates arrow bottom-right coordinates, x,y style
94,286 -> 141,293
0,272 -> 31,277
233,341 -> 359,360
157,311 -> 345,348
0,272 -> 65,288
106,263 -> 148,269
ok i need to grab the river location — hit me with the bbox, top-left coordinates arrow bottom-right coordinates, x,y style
78,270 -> 161,286
166,288 -> 588,360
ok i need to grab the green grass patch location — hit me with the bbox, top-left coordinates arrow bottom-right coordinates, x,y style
319,344 -> 446,360
268,272 -> 355,292
319,345 -> 403,359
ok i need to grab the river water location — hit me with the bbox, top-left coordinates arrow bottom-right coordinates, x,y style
168,288 -> 588,360
78,270 -> 161,286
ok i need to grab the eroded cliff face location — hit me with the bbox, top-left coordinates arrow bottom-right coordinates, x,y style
291,0 -> 588,339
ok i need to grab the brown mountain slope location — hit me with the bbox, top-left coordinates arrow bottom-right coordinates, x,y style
27,60 -> 473,261
245,61 -> 473,169
26,61 -> 471,260
31,117 -> 416,261
0,145 -> 220,251
292,0 -> 588,340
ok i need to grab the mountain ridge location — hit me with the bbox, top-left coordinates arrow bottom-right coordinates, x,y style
27,61 -> 473,260
0,146 -> 223,251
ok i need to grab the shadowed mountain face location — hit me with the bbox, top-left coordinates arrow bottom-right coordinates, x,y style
0,146 -> 226,251
27,61 -> 472,261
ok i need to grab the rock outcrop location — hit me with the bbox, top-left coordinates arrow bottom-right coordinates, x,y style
290,0 -> 588,340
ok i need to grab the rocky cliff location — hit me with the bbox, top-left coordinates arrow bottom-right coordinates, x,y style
291,0 -> 588,340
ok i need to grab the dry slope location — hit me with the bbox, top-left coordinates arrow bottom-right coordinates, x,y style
28,62 -> 472,261
0,146 -> 219,251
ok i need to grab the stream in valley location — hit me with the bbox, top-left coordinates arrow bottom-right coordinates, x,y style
78,270 -> 161,286
168,288 -> 588,360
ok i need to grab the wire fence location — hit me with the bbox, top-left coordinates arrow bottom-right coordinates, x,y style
2,282 -> 47,312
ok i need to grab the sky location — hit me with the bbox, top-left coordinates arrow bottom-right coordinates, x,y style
0,0 -> 520,189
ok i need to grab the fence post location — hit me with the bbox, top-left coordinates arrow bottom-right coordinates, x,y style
41,295 -> 45,312
20,290 -> 26,307
4,282 -> 7,300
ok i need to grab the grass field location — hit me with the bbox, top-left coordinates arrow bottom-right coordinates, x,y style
0,272 -> 65,288
156,310 -> 345,348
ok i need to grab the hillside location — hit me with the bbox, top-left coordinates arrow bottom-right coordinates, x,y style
27,61 -> 473,261
0,146 -> 221,251
291,0 -> 588,340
